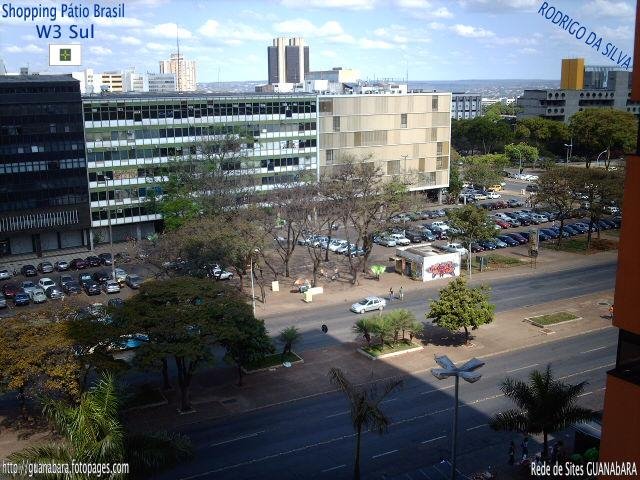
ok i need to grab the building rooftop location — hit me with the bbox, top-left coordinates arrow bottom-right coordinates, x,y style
80,91 -> 317,100
0,74 -> 77,83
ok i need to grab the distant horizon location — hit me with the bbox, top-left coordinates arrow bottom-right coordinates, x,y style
197,78 -> 561,84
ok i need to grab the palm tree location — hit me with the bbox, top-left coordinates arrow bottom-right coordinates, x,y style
10,374 -> 193,478
328,367 -> 402,480
352,317 -> 375,347
489,365 -> 597,458
371,315 -> 394,346
279,326 -> 301,359
386,309 -> 416,341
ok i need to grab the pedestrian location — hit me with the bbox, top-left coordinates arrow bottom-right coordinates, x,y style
550,442 -> 558,465
399,286 -> 404,301
521,436 -> 529,461
389,287 -> 394,302
609,304 -> 614,320
508,441 -> 515,466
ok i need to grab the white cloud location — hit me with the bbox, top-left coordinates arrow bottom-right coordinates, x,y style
120,36 -> 143,45
320,49 -> 338,57
21,34 -> 37,41
517,47 -> 539,55
396,0 -> 431,7
147,23 -> 192,39
279,0 -> 376,10
457,0 -> 538,12
89,46 -> 112,56
599,25 -> 634,40
428,22 -> 446,30
94,17 -> 145,27
198,19 -> 272,43
273,19 -> 355,43
450,24 -> 495,38
432,7 -> 453,18
584,0 -> 634,18
4,44 -> 44,53
359,38 -> 394,49
145,42 -> 172,52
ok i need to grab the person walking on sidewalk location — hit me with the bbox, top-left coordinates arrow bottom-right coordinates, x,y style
609,304 -> 614,320
521,436 -> 529,461
399,286 -> 404,301
389,287 -> 394,302
508,441 -> 515,465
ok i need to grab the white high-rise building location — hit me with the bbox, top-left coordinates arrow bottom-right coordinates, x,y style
159,53 -> 196,92
123,69 -> 148,92
147,73 -> 176,93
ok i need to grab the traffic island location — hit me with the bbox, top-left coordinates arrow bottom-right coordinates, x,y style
242,351 -> 304,374
549,238 -> 618,254
525,311 -> 581,328
357,340 -> 423,360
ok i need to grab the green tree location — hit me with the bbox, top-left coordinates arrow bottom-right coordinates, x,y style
462,154 -> 508,189
370,265 -> 386,280
448,161 -> 464,202
505,142 -> 539,172
278,326 -> 301,359
484,102 -> 521,117
534,167 -> 579,246
386,309 -> 417,342
515,117 -> 570,157
353,317 -> 376,347
370,315 -> 395,346
490,365 -> 598,458
446,205 -> 497,274
10,374 -> 193,479
569,109 -> 637,169
115,277 -> 256,411
328,367 -> 402,480
427,277 -> 495,343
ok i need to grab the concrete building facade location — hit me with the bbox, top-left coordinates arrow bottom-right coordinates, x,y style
451,93 -> 482,119
317,92 -> 451,195
267,37 -> 309,84
159,53 -> 196,92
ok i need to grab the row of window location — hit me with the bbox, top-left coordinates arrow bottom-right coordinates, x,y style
1,123 -> 81,137
0,193 -> 88,213
0,85 -> 78,94
1,103 -> 81,116
90,186 -> 163,202
0,141 -> 84,156
0,159 -> 86,174
91,206 -> 156,221
83,100 -> 317,121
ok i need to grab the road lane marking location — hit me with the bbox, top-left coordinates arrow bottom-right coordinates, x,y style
210,430 -> 266,447
421,435 -> 446,444
321,464 -> 346,473
506,363 -> 539,373
580,346 -> 610,354
420,385 -> 455,395
372,449 -> 398,459
466,423 -> 488,431
578,387 -> 606,397
559,363 -> 614,380
325,410 -> 349,418
381,398 -> 398,404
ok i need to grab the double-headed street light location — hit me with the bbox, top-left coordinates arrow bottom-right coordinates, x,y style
431,355 -> 485,480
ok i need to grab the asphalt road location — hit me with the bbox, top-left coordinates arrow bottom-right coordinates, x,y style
157,328 -> 616,480
262,260 -> 617,351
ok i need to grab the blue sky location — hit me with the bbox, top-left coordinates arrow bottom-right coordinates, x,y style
0,0 -> 635,81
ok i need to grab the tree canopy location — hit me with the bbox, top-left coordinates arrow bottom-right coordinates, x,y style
504,142 -> 539,171
462,154 -> 507,189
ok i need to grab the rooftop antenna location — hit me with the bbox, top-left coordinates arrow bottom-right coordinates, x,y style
176,22 -> 181,92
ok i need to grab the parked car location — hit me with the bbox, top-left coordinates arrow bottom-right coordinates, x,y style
0,293 -> 6,308
38,277 -> 56,290
505,233 -> 528,244
539,228 -> 559,239
2,282 -> 20,299
108,298 -> 125,309
487,184 -> 503,192
390,233 -> 411,246
20,280 -> 38,295
420,229 -> 437,242
79,272 -> 94,287
562,225 -> 580,236
0,269 -> 11,281
98,253 -> 113,265
507,199 -> 525,208
350,296 -> 386,314
55,260 -> 70,271
59,274 -> 74,287
125,274 -> 143,289
374,236 -> 396,247
62,281 -> 82,295
525,184 -> 539,193
102,280 -> 121,294
478,240 -> 497,250
470,243 -> 485,253
443,243 -> 468,256
430,221 -> 450,232
113,268 -> 128,285
93,270 -> 111,284
213,268 -> 234,280
497,235 -> 519,247
14,291 -> 30,306
328,239 -> 348,252
83,281 -> 101,296
86,256 -> 102,268
494,220 -> 511,229
600,219 -> 616,229
21,264 -> 37,277
38,262 -> 54,273
529,213 -> 549,224
486,192 -> 501,199
45,286 -> 65,300
537,231 -> 551,242
405,230 -> 424,243
490,238 -> 508,248
29,288 -> 47,304
71,258 -> 88,270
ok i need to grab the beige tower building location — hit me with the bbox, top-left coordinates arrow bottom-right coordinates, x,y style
318,92 -> 451,193
159,53 -> 196,92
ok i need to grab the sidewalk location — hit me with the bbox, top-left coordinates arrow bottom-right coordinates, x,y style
123,289 -> 614,434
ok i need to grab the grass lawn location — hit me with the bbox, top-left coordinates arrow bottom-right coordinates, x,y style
465,253 -> 525,273
244,351 -> 302,371
550,237 -> 618,254
361,339 -> 418,357
529,311 -> 579,326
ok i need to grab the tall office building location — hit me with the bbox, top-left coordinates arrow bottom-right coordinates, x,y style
147,73 -> 176,93
159,53 -> 196,92
560,58 -> 584,90
0,75 -> 90,256
268,37 -> 309,84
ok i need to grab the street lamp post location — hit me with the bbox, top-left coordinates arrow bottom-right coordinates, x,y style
431,355 -> 485,480
102,175 -> 116,281
564,139 -> 573,164
596,148 -> 608,168
250,257 -> 256,316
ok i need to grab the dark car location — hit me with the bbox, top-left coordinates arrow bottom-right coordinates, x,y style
2,282 -> 20,299
600,219 -> 616,229
62,281 -> 82,295
404,230 -> 424,243
14,291 -> 30,306
98,253 -> 113,265
537,231 -> 551,242
420,229 -> 437,242
86,256 -> 102,267
497,235 -> 519,247
83,281 -> 101,296
507,199 -> 525,207
479,240 -> 497,250
517,231 -> 531,241
93,270 -> 111,284
71,258 -> 88,270
45,286 -> 65,299
505,233 -> 527,244
78,272 -> 94,286
525,184 -> 539,192
610,216 -> 622,227
125,274 -> 143,289
562,225 -> 580,236
595,220 -> 611,230
470,243 -> 485,253
568,223 -> 588,234
21,264 -> 37,277
540,228 -> 559,239
38,261 -> 54,273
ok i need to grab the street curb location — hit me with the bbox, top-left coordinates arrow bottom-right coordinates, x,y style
526,315 -> 583,328
241,353 -> 304,374
357,344 -> 423,361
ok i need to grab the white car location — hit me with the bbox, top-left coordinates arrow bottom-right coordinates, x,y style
487,192 -> 501,199
213,268 -> 234,280
29,288 -> 47,303
443,243 -> 468,256
0,269 -> 12,280
102,280 -> 121,294
430,221 -> 450,232
38,277 -> 56,290
329,239 -> 348,252
390,233 -> 411,246
473,193 -> 488,200
350,296 -> 387,314
113,268 -> 127,285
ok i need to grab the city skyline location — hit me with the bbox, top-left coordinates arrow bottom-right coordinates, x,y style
0,0 -> 635,82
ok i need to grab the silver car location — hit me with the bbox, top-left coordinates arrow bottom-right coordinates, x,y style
350,296 -> 387,314
103,280 -> 121,294
29,288 -> 47,304
45,286 -> 65,300
0,269 -> 12,281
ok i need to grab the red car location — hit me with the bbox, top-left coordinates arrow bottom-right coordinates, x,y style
2,282 -> 20,299
70,258 -> 88,270
495,220 -> 510,229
